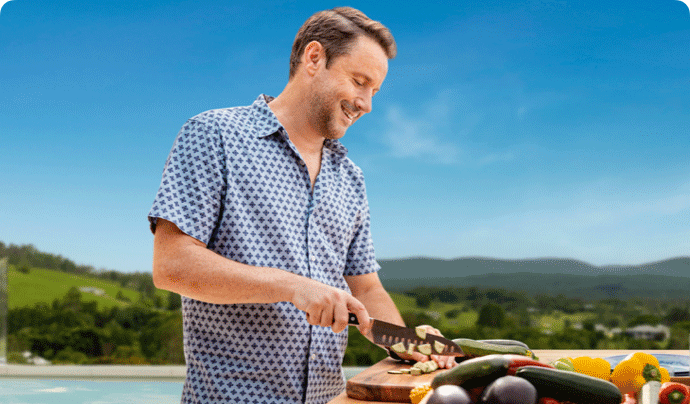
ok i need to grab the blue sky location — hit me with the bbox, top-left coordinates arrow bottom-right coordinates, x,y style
1,0 -> 689,274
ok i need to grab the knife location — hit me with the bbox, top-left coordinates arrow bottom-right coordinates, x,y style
348,313 -> 464,357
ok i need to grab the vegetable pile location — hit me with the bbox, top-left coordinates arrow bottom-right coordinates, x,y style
404,339 -> 686,404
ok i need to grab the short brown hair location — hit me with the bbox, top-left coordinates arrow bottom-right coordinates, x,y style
289,7 -> 396,79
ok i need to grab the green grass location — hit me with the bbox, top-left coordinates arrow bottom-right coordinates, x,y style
7,266 -> 152,309
390,292 -> 602,335
390,292 -> 478,330
535,311 -> 597,332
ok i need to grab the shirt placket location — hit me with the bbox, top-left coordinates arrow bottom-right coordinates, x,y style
304,149 -> 334,404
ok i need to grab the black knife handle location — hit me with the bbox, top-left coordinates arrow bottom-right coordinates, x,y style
348,313 -> 359,325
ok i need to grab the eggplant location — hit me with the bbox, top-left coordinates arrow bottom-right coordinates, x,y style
480,375 -> 538,404
426,385 -> 473,404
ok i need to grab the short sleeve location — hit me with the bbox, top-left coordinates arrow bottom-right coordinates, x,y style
343,181 -> 381,276
148,118 -> 226,244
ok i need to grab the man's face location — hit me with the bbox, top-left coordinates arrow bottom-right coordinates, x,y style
308,36 -> 389,140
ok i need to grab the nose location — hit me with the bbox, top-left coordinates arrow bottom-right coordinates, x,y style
354,92 -> 372,114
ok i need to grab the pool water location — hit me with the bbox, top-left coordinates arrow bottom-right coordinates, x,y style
0,367 -> 367,403
0,379 -> 184,404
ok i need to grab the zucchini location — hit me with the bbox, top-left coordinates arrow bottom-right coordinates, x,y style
407,343 -> 416,356
418,343 -> 432,356
434,341 -> 446,354
515,365 -> 622,404
413,360 -> 439,374
478,339 -> 530,349
390,342 -> 406,354
454,338 -> 532,358
415,326 -> 427,340
431,354 -> 510,389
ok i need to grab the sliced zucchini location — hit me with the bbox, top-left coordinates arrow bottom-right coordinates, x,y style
390,342 -> 406,354
413,362 -> 430,373
434,340 -> 446,354
407,343 -> 416,356
415,326 -> 427,340
417,343 -> 432,356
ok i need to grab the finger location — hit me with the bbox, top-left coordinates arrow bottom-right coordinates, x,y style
349,301 -> 371,337
430,354 -> 444,368
319,306 -> 334,328
306,310 -> 321,326
332,303 -> 349,334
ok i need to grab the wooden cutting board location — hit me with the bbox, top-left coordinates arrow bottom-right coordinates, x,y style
346,358 -> 438,402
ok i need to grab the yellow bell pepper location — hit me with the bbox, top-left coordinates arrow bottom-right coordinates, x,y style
410,384 -> 432,404
610,352 -> 663,395
660,366 -> 671,384
571,356 -> 612,380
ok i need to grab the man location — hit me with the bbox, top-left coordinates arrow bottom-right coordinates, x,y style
149,7 -> 455,404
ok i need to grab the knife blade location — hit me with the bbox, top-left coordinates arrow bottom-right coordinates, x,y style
348,313 -> 464,357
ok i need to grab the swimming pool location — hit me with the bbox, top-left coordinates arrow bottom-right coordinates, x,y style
0,379 -> 183,404
0,366 -> 367,403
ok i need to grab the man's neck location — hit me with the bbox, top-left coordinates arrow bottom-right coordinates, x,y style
268,86 -> 325,157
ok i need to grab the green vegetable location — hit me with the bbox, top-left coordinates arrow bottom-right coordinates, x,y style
515,365 -> 622,404
390,342 -> 406,354
407,343 -> 416,356
413,360 -> 439,374
434,341 -> 446,354
415,326 -> 427,340
431,354 -> 510,389
453,338 -> 532,358
550,357 -> 575,372
418,343 -> 432,356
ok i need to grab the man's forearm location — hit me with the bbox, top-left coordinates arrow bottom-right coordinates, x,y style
152,219 -> 374,336
153,219 -> 299,305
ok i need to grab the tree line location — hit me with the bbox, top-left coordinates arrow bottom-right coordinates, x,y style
6,286 -> 184,365
4,243 -> 690,367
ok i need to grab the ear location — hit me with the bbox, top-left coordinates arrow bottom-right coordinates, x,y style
302,41 -> 325,76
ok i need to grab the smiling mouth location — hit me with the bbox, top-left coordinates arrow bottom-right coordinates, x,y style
342,102 -> 360,123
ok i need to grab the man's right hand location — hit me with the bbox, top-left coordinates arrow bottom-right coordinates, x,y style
291,279 -> 371,335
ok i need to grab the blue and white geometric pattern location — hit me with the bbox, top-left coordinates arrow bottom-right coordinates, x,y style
149,95 -> 381,404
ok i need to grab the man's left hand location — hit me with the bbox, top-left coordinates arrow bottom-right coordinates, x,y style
391,325 -> 457,369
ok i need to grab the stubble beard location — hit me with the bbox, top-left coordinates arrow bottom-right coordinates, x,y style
308,87 -> 347,140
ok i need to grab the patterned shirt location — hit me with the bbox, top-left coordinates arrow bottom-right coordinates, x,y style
148,95 -> 381,404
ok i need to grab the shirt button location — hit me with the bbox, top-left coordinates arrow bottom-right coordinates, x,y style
311,354 -> 316,360
310,256 -> 316,262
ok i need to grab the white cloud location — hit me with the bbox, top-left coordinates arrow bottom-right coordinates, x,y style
377,91 -> 519,166
38,387 -> 68,393
382,106 -> 460,164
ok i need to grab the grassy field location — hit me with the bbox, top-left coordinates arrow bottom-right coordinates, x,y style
6,266 -> 155,309
390,292 -> 478,330
390,292 -> 601,335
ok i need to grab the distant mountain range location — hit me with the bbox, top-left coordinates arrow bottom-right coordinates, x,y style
377,257 -> 690,300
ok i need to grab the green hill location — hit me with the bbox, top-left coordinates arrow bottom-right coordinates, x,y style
7,265 -> 160,309
378,256 -> 690,299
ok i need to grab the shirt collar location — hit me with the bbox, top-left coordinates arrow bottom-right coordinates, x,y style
250,94 -> 348,159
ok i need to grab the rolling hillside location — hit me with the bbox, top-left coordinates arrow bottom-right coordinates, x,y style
6,266 -> 161,309
378,257 -> 690,299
